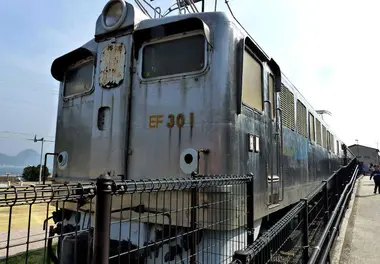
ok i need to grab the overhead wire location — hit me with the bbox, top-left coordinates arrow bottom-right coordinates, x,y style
0,90 -> 59,110
134,0 -> 153,18
163,3 -> 179,16
0,136 -> 55,142
188,0 -> 199,13
0,131 -> 55,138
225,0 -> 254,41
0,131 -> 55,142
141,0 -> 162,18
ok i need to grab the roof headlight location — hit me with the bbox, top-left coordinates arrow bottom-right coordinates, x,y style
101,0 -> 128,31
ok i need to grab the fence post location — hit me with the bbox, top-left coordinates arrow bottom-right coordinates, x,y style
335,171 -> 340,206
247,173 -> 254,245
232,173 -> 255,264
93,173 -> 112,264
301,199 -> 309,264
322,181 -> 330,242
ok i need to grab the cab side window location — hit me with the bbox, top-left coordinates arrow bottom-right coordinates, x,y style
316,119 -> 322,145
322,125 -> 327,149
242,49 -> 263,111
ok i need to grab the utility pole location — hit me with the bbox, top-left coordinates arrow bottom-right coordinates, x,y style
33,135 -> 44,184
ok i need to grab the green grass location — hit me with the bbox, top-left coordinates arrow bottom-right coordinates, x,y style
0,245 -> 57,264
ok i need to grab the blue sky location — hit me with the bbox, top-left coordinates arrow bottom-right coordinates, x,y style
0,0 -> 378,156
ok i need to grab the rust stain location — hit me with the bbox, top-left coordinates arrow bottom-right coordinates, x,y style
99,43 -> 126,89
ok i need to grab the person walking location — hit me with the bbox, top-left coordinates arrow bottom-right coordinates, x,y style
370,165 -> 380,194
369,163 -> 374,175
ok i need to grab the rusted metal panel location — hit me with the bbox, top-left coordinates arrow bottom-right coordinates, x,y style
99,43 -> 126,88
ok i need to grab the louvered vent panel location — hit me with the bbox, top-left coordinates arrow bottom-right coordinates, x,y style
280,87 -> 288,128
296,100 -> 307,137
288,92 -> 295,130
316,119 -> 322,145
280,86 -> 295,130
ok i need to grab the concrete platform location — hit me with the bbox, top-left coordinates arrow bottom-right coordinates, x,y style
336,175 -> 380,264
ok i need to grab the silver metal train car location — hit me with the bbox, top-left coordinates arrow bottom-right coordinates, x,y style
49,0 -> 355,262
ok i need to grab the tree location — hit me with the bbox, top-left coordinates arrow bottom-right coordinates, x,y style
22,165 -> 50,182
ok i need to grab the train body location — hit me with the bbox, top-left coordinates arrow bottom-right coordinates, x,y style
49,1 -> 355,262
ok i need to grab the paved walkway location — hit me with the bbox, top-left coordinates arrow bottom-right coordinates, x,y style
340,175 -> 380,264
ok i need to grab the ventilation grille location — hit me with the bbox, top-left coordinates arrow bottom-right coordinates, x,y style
316,119 -> 322,145
280,86 -> 295,130
296,100 -> 307,138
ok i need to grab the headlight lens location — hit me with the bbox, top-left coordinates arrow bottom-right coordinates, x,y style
104,2 -> 123,27
102,0 -> 127,31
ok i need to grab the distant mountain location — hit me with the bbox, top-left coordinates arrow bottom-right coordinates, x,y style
0,149 -> 41,166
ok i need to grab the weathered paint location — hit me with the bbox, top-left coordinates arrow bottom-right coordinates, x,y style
99,43 -> 126,88
294,137 -> 308,161
52,3 -> 349,230
49,3 -> 356,263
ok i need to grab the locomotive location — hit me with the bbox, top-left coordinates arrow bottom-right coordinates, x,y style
49,0 -> 355,262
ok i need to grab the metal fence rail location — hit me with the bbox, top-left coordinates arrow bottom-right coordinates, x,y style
0,160 -> 359,264
0,174 -> 252,264
95,174 -> 253,264
0,182 -> 96,264
232,159 -> 359,264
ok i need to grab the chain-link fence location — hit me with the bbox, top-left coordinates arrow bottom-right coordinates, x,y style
232,159 -> 358,264
0,159 -> 358,264
0,174 -> 253,264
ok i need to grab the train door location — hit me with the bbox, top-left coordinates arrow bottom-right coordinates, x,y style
267,73 -> 283,206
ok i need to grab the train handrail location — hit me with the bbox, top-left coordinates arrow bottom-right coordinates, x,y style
277,107 -> 284,202
264,99 -> 275,206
